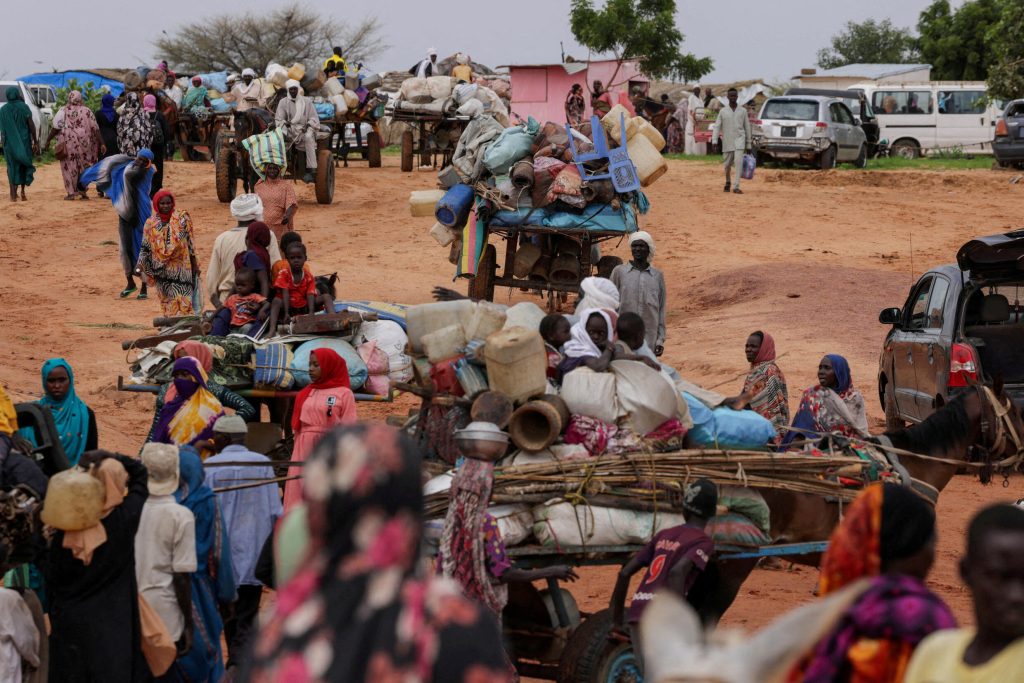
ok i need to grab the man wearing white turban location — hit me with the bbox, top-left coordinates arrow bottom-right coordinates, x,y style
611,231 -> 667,354
229,68 -> 265,112
410,47 -> 439,79
206,194 -> 280,308
274,79 -> 320,182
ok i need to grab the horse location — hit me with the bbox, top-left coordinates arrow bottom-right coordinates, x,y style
230,108 -> 273,194
691,380 -> 1024,625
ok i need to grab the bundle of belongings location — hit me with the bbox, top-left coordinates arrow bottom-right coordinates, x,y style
122,304 -> 413,398
395,75 -> 510,127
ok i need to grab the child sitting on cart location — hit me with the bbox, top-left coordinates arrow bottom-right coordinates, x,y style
610,478 -> 718,671
210,267 -> 269,336
266,242 -> 334,336
540,314 -> 571,380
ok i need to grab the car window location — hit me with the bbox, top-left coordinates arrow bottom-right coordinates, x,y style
905,277 -> 934,330
872,90 -> 933,115
938,91 -> 986,115
830,103 -> 854,125
925,277 -> 950,329
761,100 -> 819,121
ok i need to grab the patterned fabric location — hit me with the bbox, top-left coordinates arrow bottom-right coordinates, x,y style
743,361 -> 790,441
181,85 -> 209,114
565,90 -> 585,126
242,424 -> 513,683
254,178 -> 298,238
563,414 -> 642,456
482,513 -> 512,579
146,381 -> 256,443
53,91 -> 100,195
37,358 -> 90,466
116,92 -> 154,158
226,293 -> 266,326
820,484 -> 883,596
242,128 -> 288,179
437,458 -> 509,617
137,199 -> 200,316
152,357 -> 225,448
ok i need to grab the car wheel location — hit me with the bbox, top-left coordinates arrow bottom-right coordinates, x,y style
819,145 -> 836,170
883,383 -> 905,433
854,144 -> 868,169
891,139 -> 920,159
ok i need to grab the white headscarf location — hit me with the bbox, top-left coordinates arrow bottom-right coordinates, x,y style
242,68 -> 256,78
629,231 -> 656,260
563,308 -> 615,359
427,47 -> 438,57
230,193 -> 264,222
578,276 -> 620,312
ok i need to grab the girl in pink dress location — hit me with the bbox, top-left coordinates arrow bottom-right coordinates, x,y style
283,348 -> 357,511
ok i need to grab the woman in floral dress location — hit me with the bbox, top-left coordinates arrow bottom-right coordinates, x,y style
136,189 -> 201,314
45,90 -> 104,200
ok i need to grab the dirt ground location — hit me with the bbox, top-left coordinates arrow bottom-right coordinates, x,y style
2,155 -> 1023,644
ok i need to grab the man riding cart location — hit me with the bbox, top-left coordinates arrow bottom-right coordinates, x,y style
275,79 -> 325,184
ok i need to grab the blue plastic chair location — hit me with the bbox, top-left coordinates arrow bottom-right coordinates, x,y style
565,114 -> 641,193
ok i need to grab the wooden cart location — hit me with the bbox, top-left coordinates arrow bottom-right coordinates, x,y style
387,102 -> 471,172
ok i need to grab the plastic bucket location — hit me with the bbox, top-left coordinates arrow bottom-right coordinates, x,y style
435,184 -> 475,228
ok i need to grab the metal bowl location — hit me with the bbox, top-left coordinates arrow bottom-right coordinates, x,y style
455,421 -> 510,461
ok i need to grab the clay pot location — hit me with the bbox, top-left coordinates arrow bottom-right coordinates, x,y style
509,399 -> 567,452
550,253 -> 581,284
471,391 -> 515,429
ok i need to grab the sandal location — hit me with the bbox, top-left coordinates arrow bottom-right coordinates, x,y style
137,291 -> 148,300
119,286 -> 138,298
723,183 -> 731,192
733,188 -> 744,194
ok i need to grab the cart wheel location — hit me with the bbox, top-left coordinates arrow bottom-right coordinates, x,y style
468,244 -> 496,302
556,609 -> 639,683
401,130 -> 414,172
315,149 -> 335,204
367,132 -> 382,168
215,148 -> 237,203
420,141 -> 432,169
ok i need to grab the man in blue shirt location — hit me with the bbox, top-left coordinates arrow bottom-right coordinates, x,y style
203,415 -> 282,672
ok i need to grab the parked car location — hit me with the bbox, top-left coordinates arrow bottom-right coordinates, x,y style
0,80 -> 51,152
993,99 -> 1024,168
752,95 -> 868,169
877,230 -> 1024,429
786,87 -> 881,157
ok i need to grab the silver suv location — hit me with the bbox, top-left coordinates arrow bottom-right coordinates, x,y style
753,95 -> 867,169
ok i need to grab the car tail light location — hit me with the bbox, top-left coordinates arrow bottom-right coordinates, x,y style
815,122 -> 828,129
996,119 -> 1009,137
949,343 -> 979,387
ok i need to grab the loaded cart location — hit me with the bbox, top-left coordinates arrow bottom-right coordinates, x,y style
388,100 -> 472,172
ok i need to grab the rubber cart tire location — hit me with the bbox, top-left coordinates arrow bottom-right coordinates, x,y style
315,149 -> 334,204
556,609 -> 640,683
401,130 -> 414,172
215,148 -> 237,203
367,132 -> 382,168
468,244 -> 496,302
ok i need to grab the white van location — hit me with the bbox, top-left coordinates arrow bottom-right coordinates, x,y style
847,82 -> 1002,158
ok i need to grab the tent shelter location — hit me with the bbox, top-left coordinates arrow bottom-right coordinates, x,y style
17,69 -> 130,96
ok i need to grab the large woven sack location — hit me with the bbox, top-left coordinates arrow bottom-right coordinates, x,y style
253,343 -> 294,390
427,75 -> 455,100
290,338 -> 368,389
611,360 -> 685,434
559,367 -> 619,424
533,501 -> 685,546
483,118 -> 540,176
399,77 -> 432,103
357,341 -> 391,396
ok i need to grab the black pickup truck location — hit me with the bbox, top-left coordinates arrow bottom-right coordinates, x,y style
877,230 -> 1024,429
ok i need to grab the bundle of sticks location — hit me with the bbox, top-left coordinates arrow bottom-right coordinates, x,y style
423,449 -> 870,517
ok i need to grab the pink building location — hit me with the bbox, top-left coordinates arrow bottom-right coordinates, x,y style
500,59 -> 649,124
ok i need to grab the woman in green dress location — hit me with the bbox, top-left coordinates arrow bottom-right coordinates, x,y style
0,86 -> 38,202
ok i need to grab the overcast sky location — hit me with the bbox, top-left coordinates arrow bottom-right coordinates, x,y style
4,0 -> 955,83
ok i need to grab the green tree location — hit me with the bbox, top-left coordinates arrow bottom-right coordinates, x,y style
987,1 -> 1024,100
917,0 -> 1002,81
569,0 -> 712,83
816,19 -> 918,69
55,78 -> 105,111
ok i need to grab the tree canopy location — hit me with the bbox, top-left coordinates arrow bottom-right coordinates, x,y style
917,0 -> 1001,81
153,3 -> 387,74
816,19 -> 918,70
987,1 -> 1024,100
569,0 -> 712,83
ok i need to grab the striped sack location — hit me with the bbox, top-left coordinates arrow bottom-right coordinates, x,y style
242,128 -> 287,179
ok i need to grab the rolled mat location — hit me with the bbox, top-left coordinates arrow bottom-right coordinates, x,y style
435,183 -> 475,228
511,160 -> 535,189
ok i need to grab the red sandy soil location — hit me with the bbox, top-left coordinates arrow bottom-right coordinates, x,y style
2,155 -> 1023,650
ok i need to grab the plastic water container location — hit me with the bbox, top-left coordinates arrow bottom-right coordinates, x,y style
41,469 -> 105,531
626,133 -> 668,187
485,326 -> 547,403
407,300 -> 475,352
323,77 -> 344,97
287,62 -> 306,82
342,89 -> 360,110
435,184 -> 475,228
410,189 -> 446,217
601,104 -> 641,143
465,302 -> 507,341
266,63 -> 289,88
504,302 -> 546,331
633,116 -> 666,151
422,324 -> 467,364
330,94 -> 349,117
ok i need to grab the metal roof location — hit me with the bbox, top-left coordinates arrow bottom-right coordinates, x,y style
795,63 -> 931,79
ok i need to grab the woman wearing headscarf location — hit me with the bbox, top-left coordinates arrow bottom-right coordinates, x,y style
174,446 -> 235,682
95,93 -> 120,160
151,357 -> 225,451
0,86 -> 38,202
282,348 -> 357,512
80,149 -> 156,298
556,308 -> 617,383
789,483 -> 956,682
234,221 -> 272,298
46,451 -> 151,683
117,92 -> 154,159
240,424 -> 514,683
734,332 -> 789,443
34,358 -> 97,467
783,354 -> 868,447
137,189 -> 201,316
565,83 -> 585,126
144,341 -> 256,444
44,91 -> 103,200
181,76 -> 210,116
143,94 -> 171,196
253,163 -> 298,239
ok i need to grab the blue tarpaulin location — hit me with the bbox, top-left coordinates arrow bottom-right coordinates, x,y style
18,71 -> 125,96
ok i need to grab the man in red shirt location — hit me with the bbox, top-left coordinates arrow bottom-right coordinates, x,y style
610,478 -> 717,671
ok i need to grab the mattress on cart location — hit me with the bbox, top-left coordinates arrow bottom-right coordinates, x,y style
489,201 -> 638,233
392,98 -> 454,116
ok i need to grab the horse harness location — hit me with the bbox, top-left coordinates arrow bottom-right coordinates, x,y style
976,385 -> 1024,469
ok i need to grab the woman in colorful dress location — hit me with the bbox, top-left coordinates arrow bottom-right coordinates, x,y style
736,331 -> 789,443
0,86 -> 37,202
282,348 -> 357,512
136,189 -> 201,315
253,163 -> 298,239
783,354 -> 868,446
45,90 -> 104,200
565,84 -> 586,126
789,482 -> 956,682
241,424 -> 513,683
116,92 -> 154,158
151,356 -> 225,450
